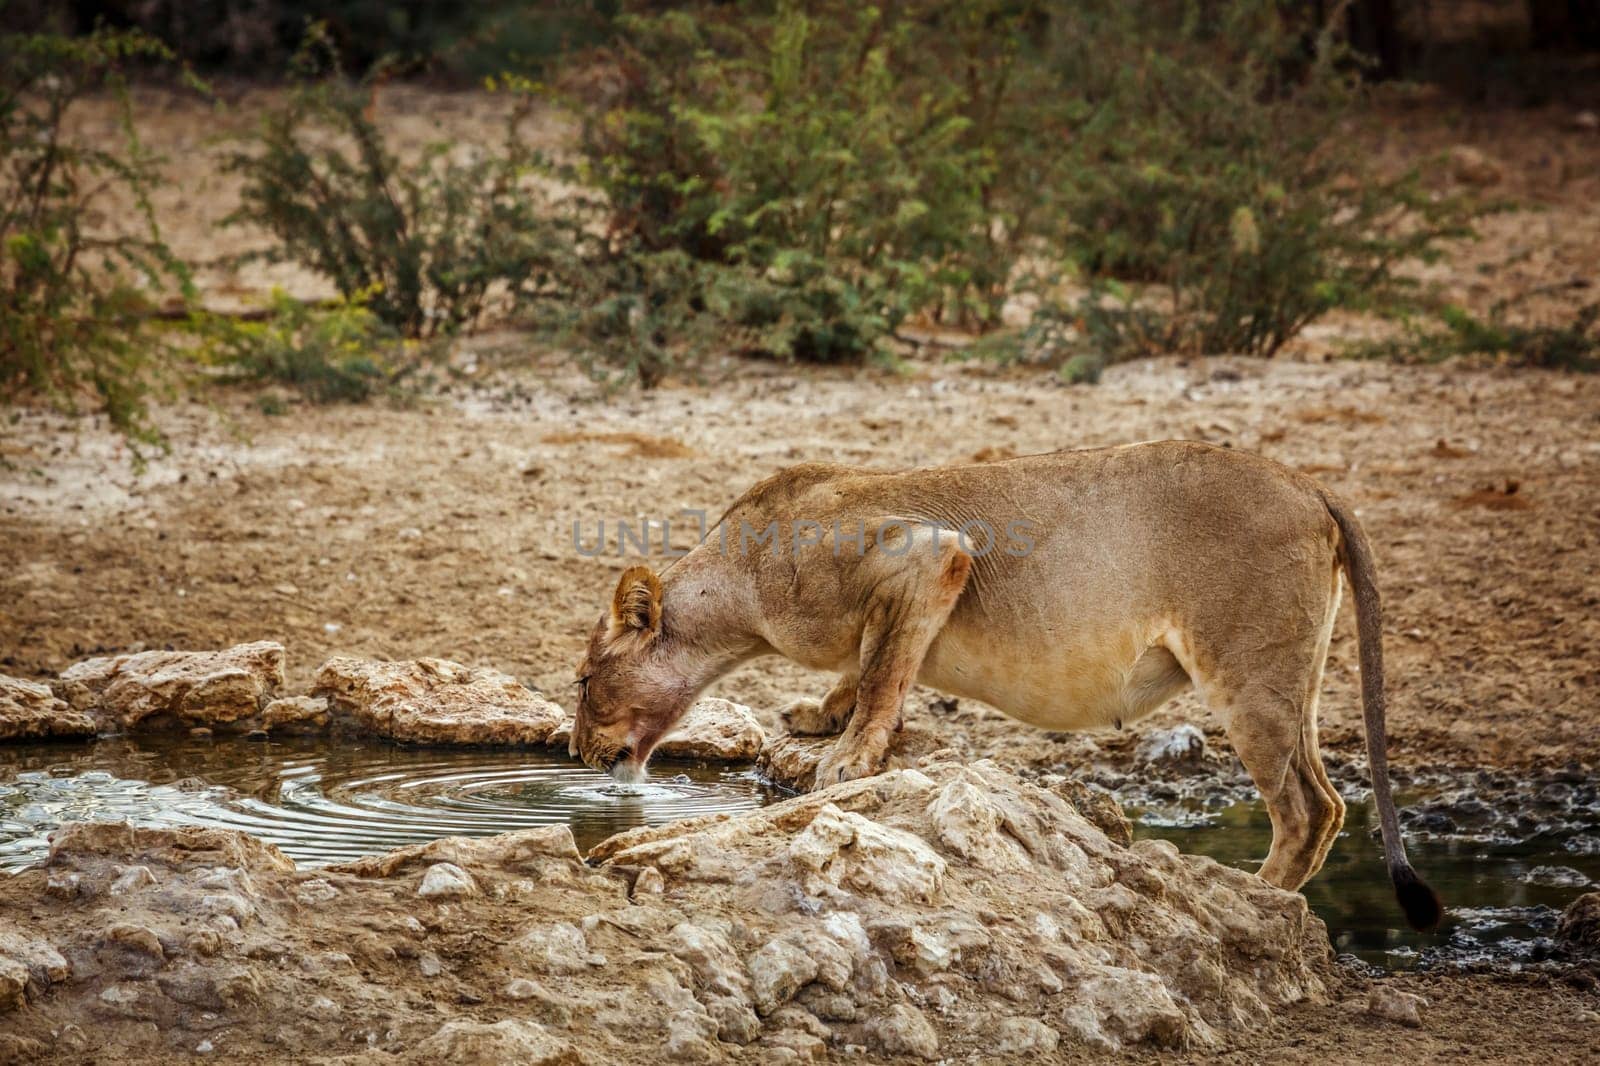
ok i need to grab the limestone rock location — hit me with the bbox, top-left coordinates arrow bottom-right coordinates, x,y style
417,862 -> 477,899
667,922 -> 750,1001
332,826 -> 582,877
1045,776 -> 1133,847
508,921 -> 606,974
260,695 -> 330,734
0,674 -> 95,740
313,656 -> 564,745
659,697 -> 765,759
0,760 -> 1331,1061
1059,969 -> 1190,1049
55,642 -> 285,731
995,1016 -> 1060,1052
865,1002 -> 940,1059
749,935 -> 819,1015
789,803 -> 946,903
0,932 -> 69,1011
1367,985 -> 1427,1028
410,1019 -> 575,1064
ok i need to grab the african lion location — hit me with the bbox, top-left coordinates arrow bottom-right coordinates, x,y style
570,441 -> 1441,930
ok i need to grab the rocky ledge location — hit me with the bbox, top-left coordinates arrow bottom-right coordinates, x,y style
0,758 -> 1331,1064
0,644 -> 762,759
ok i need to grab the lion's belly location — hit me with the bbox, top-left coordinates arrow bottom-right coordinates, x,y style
918,618 -> 1170,732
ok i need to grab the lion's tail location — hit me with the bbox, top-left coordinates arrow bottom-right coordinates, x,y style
1323,491 -> 1442,933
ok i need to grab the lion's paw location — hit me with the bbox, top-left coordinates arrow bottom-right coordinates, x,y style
782,697 -> 845,736
812,742 -> 886,788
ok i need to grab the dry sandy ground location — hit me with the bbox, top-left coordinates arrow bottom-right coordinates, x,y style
4,352 -> 1596,774
2,86 -> 1599,1061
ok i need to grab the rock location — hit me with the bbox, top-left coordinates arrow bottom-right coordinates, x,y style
1366,985 -> 1427,1028
1447,145 -> 1502,186
1134,723 -> 1207,770
417,863 -> 477,899
1557,892 -> 1600,954
789,803 -> 947,904
313,656 -> 565,744
0,1034 -> 47,1061
995,1016 -> 1060,1052
0,674 -> 95,740
1059,969 -> 1189,1049
410,1019 -> 575,1064
749,936 -> 819,1015
763,1030 -> 827,1062
865,1002 -> 940,1059
664,1008 -> 721,1061
294,878 -> 339,905
667,922 -> 750,1002
0,760 -> 1331,1060
927,776 -> 1032,871
260,696 -> 330,734
0,958 -> 28,1013
1046,777 -> 1133,847
332,825 -> 582,876
104,923 -> 165,959
110,865 -> 158,895
706,996 -> 761,1044
508,922 -> 606,974
55,642 -> 285,731
659,697 -> 765,759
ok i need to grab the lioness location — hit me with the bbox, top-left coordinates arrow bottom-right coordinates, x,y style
570,441 -> 1441,930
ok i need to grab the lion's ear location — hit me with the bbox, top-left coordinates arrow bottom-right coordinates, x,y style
610,565 -> 663,637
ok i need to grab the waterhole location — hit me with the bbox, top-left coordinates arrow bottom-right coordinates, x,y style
0,734 -> 781,870
1133,786 -> 1599,969
2,736 -> 1594,970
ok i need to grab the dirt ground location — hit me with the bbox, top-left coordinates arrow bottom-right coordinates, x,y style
3,86 -> 1599,1061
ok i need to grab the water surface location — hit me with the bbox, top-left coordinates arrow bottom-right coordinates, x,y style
0,734 -> 780,870
1135,794 -> 1599,968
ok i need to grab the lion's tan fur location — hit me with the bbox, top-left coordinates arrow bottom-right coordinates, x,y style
571,441 -> 1435,916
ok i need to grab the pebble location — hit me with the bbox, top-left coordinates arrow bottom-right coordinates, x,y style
417,862 -> 477,899
1367,985 -> 1427,1028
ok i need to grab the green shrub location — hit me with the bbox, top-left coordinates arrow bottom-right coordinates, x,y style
195,289 -> 408,403
1,26 -> 196,450
1061,4 -> 1472,359
552,1 -> 998,374
1357,295 -> 1600,372
224,27 -> 563,339
550,1 -> 1478,383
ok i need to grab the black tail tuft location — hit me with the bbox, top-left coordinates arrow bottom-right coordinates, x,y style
1392,864 -> 1443,932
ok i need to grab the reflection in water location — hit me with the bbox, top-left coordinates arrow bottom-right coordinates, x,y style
1135,797 -> 1600,968
0,734 -> 782,871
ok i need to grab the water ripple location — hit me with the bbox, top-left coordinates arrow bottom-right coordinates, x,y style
0,734 -> 782,872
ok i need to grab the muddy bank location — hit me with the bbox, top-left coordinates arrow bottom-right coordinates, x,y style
0,759 -> 1336,1063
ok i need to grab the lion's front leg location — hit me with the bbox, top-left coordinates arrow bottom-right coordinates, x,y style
813,525 -> 973,787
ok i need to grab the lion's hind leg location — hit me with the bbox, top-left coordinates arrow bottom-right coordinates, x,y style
1182,581 -> 1346,891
